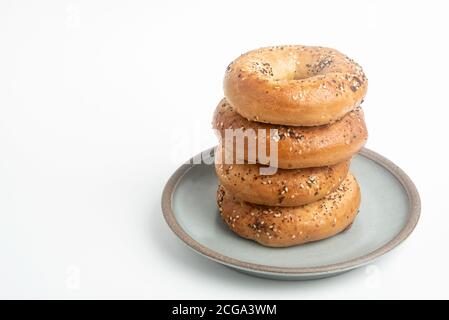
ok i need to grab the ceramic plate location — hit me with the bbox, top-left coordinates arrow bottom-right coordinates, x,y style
162,147 -> 420,280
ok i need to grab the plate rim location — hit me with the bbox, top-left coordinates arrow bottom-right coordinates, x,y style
161,147 -> 421,276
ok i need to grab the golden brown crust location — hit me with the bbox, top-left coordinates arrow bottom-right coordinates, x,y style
215,144 -> 350,206
217,173 -> 361,247
224,45 -> 367,126
212,98 -> 368,169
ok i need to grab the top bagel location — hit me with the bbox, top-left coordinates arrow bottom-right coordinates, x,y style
224,45 -> 367,126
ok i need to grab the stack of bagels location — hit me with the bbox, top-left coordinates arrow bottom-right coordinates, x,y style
213,45 -> 368,247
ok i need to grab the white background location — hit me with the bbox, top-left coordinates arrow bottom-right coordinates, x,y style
1,0 -> 448,299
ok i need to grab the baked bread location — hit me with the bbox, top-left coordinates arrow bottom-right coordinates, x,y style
213,98 -> 368,169
217,173 -> 361,247
224,45 -> 367,126
215,144 -> 350,206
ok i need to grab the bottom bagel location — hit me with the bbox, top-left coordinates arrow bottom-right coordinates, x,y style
217,173 -> 361,247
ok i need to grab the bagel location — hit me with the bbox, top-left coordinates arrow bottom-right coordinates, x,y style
213,98 -> 367,169
217,173 -> 361,247
215,144 -> 350,206
224,45 -> 367,126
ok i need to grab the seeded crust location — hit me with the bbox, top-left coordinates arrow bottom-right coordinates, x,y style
217,173 -> 361,247
224,45 -> 367,126
213,99 -> 367,169
215,144 -> 350,207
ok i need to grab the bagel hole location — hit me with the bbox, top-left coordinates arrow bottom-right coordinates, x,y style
291,65 -> 310,80
273,69 -> 308,81
270,60 -> 310,81
292,72 -> 309,80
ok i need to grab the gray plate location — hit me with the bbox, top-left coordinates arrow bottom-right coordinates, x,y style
162,147 -> 420,280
